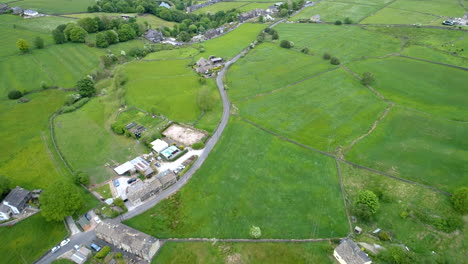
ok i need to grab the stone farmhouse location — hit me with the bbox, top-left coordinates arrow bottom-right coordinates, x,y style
0,187 -> 32,221
126,170 -> 177,203
334,238 -> 372,264
195,56 -> 224,74
144,29 -> 164,43
186,0 -> 223,13
95,221 -> 161,262
239,9 -> 267,22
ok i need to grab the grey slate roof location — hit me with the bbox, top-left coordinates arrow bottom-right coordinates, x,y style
335,239 -> 372,264
0,204 -> 11,214
157,170 -> 177,189
3,187 -> 31,209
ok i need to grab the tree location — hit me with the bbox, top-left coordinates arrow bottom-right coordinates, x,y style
69,26 -> 88,42
361,72 -> 375,85
323,52 -> 331,60
52,26 -> 66,44
330,56 -> 340,65
356,190 -> 380,214
95,32 -> 109,48
451,187 -> 468,213
335,20 -> 342,25
40,181 -> 84,221
8,90 -> 23,99
177,31 -> 191,42
249,225 -> 262,238
379,246 -> 416,264
34,36 -> 44,49
280,40 -> 292,48
105,30 -> 119,44
197,88 -> 216,112
16,39 -> 29,53
0,175 -> 11,199
301,47 -> 309,54
272,31 -> 279,40
74,171 -> 90,186
77,77 -> 96,97
78,17 -> 98,33
117,24 -> 136,42
279,8 -> 288,17
136,5 -> 145,14
344,17 -> 353,24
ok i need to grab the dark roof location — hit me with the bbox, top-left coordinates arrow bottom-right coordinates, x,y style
3,187 -> 31,208
335,239 -> 372,264
77,215 -> 90,228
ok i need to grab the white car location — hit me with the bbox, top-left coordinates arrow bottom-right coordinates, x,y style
60,238 -> 70,247
94,216 -> 102,224
74,244 -> 80,250
51,246 -> 60,253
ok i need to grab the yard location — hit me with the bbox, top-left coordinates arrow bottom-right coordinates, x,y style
125,118 -> 349,239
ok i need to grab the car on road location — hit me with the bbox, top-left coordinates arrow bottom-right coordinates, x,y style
90,243 -> 102,252
94,216 -> 102,224
60,238 -> 70,247
127,178 -> 137,184
51,246 -> 60,253
113,179 -> 120,187
442,20 -> 454,26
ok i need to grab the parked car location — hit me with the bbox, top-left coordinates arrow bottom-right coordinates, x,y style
60,238 -> 70,247
442,20 -> 454,26
85,213 -> 91,221
94,216 -> 102,224
113,179 -> 120,187
51,246 -> 60,253
90,243 -> 102,252
74,245 -> 80,250
155,163 -> 161,167
127,178 -> 137,184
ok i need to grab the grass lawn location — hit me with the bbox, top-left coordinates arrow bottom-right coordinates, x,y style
107,39 -> 150,55
143,47 -> 200,60
347,56 -> 468,121
340,162 -> 466,261
199,23 -> 267,60
226,43 -> 335,101
346,107 -> 468,192
93,183 -> 113,200
153,241 -> 335,264
401,45 -> 468,67
275,23 -> 401,63
193,2 -> 247,14
0,214 -> 67,264
67,13 -> 177,28
238,2 -> 273,12
388,0 -> 463,17
122,59 -> 221,130
15,0 -> 95,14
125,118 -> 349,239
238,68 -> 388,153
290,1 -> 383,23
360,7 -> 442,24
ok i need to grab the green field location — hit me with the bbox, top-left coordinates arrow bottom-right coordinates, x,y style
153,241 -> 334,264
143,47 -> 200,60
238,2 -> 273,12
15,0 -> 95,14
291,1 -> 383,23
347,107 -> 468,192
341,162 -> 466,261
275,23 -> 401,63
194,2 -> 247,14
200,23 -> 266,60
67,13 -> 177,28
125,118 -> 349,238
347,56 -> 468,121
360,7 -> 442,24
0,214 -> 67,264
401,45 -> 468,67
238,68 -> 388,152
226,43 -> 335,101
388,0 -> 463,17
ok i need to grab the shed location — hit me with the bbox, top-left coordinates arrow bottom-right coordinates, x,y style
114,161 -> 135,175
150,139 -> 169,153
70,247 -> 91,264
334,238 -> 372,264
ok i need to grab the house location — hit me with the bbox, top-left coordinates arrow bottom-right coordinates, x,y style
209,56 -> 223,64
95,221 -> 161,261
0,4 -> 9,14
195,56 -> 224,74
239,9 -> 266,22
23,9 -> 39,17
191,34 -> 206,42
11,6 -> 23,15
159,2 -> 171,9
311,14 -> 321,23
70,246 -> 91,264
0,204 -> 12,221
144,29 -> 164,43
157,170 -> 177,189
2,187 -> 32,215
150,139 -> 169,153
126,178 -> 163,203
334,238 -> 372,264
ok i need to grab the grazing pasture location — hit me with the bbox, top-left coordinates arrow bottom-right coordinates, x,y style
291,1 -> 382,23
193,2 -> 247,14
153,241 -> 334,264
238,68 -> 388,152
401,45 -> 468,67
143,47 -> 200,60
346,107 -> 468,192
387,0 -> 463,17
125,118 -> 349,239
14,0 -> 95,14
347,56 -> 468,121
67,13 -> 177,28
360,7 -> 442,24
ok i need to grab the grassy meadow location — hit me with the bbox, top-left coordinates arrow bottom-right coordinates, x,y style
238,68 -> 388,153
275,23 -> 401,63
66,13 -> 177,28
194,2 -> 247,14
346,107 -> 468,192
153,241 -> 335,264
143,47 -> 200,60
388,0 -> 463,17
347,56 -> 468,121
125,118 -> 349,239
401,45 -> 468,67
226,43 -> 335,101
14,0 -> 95,14
291,1 -> 382,23
360,7 -> 442,25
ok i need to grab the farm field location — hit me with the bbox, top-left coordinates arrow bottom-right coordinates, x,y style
226,43 -> 335,101
66,13 -> 177,28
238,2 -> 273,12
347,56 -> 468,121
346,107 -> 468,192
153,241 -> 334,264
237,68 -> 388,152
275,23 -> 401,63
291,1 -> 382,23
193,2 -> 247,14
341,162 -> 466,261
0,214 -> 67,264
125,118 -> 349,239
401,45 -> 468,67
387,0 -> 463,17
360,7 -> 442,25
143,47 -> 200,60
14,0 -> 95,14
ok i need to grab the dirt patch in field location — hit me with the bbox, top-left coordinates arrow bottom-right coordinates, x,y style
162,123 -> 207,146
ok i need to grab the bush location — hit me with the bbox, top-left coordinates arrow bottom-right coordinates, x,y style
323,52 -> 331,60
94,246 -> 111,259
111,122 -> 125,134
361,72 -> 375,85
192,142 -> 205,150
8,90 -> 23,100
330,57 -> 340,65
128,47 -> 147,57
378,231 -> 391,241
451,187 -> 468,213
249,226 -> 262,238
356,190 -> 380,214
73,171 -> 90,186
272,31 -> 279,40
34,36 -> 45,49
77,77 -> 95,97
301,47 -> 309,54
61,98 -> 90,113
280,40 -> 292,49
115,252 -> 123,259
344,17 -> 353,24
335,20 -> 342,25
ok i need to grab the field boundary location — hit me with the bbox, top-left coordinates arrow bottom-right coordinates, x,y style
164,237 -> 341,242
335,159 -> 352,234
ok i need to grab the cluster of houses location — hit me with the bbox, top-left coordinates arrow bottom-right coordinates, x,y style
195,56 -> 224,75
0,4 -> 40,17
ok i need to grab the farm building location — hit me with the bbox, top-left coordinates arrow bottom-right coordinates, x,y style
239,9 -> 266,22
95,221 -> 161,261
156,170 -> 177,189
127,178 -> 163,203
150,139 -> 169,153
195,56 -> 224,74
145,29 -> 164,43
191,34 -> 206,42
2,186 -> 32,216
23,9 -> 39,17
114,157 -> 153,176
0,4 -> 9,14
334,238 -> 372,264
11,6 -> 23,15
160,145 -> 182,160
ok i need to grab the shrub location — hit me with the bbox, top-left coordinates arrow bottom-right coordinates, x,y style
301,47 -> 309,54
192,142 -> 205,150
179,145 -> 185,150
8,90 -> 23,100
451,187 -> 468,213
280,40 -> 292,49
40,81 -> 49,90
378,231 -> 391,241
73,171 -> 90,186
335,20 -> 342,25
115,252 -> 123,259
77,78 -> 95,97
16,39 -> 29,53
361,72 -> 375,85
323,52 -> 331,60
344,17 -> 353,24
249,226 -> 262,238
94,246 -> 111,259
128,47 -> 147,57
356,190 -> 380,214
34,36 -> 45,49
330,57 -> 340,65
61,98 -> 90,113
95,32 -> 109,48
111,122 -> 125,134
272,31 -> 279,40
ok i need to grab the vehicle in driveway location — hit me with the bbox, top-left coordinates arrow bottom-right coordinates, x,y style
155,163 -> 161,167
85,212 -> 91,220
51,246 -> 60,253
74,245 -> 80,250
60,238 -> 70,247
94,216 -> 102,224
442,20 -> 454,26
113,179 -> 120,187
90,243 -> 102,252
127,178 -> 137,184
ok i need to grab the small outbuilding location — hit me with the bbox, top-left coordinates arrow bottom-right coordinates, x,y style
114,161 -> 135,175
23,9 -> 39,17
70,246 -> 91,264
145,29 -> 164,43
334,238 -> 372,264
150,139 -> 169,153
11,6 -> 23,15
